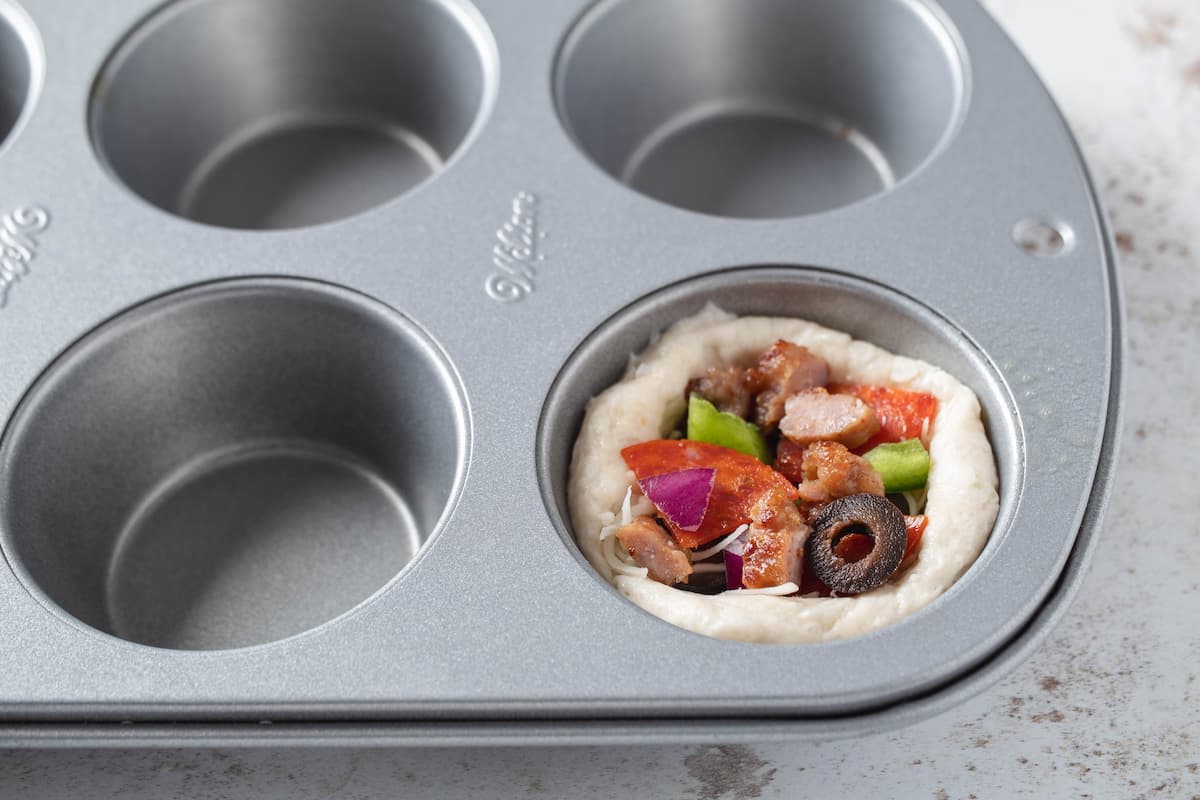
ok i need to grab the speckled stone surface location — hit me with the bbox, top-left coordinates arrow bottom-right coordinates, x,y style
1,0 -> 1197,797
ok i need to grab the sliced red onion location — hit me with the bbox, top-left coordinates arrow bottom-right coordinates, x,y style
638,467 -> 715,532
721,530 -> 752,590
723,550 -> 744,591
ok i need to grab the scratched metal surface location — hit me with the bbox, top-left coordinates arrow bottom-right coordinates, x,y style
0,0 -> 1191,795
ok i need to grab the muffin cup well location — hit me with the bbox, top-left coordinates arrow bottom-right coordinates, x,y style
90,0 -> 497,230
555,0 -> 966,218
0,1 -> 39,153
0,279 -> 469,650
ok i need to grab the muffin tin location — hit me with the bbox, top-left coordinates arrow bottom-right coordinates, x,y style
0,0 -> 1121,744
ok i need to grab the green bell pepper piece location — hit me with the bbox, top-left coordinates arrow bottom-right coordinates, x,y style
686,394 -> 771,464
863,438 -> 930,492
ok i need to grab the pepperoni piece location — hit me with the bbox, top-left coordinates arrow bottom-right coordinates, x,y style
830,385 -> 938,453
621,440 -> 799,549
832,532 -> 873,563
903,514 -> 927,562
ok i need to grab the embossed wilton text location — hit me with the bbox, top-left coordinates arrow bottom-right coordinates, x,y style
486,191 -> 544,303
0,206 -> 49,308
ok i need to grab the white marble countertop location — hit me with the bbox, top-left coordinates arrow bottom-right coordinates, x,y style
2,0 -> 1197,797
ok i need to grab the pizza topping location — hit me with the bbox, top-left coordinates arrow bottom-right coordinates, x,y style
794,441 -> 885,506
779,387 -> 881,449
613,339 -> 938,594
773,437 -> 807,484
805,494 -> 908,594
686,365 -> 755,419
888,489 -> 927,516
741,484 -> 810,589
615,516 -> 694,585
863,438 -> 930,493
903,514 -> 928,562
736,582 -> 802,596
686,394 -> 771,463
689,524 -> 750,562
748,341 -> 830,432
620,440 -> 798,549
723,547 -> 745,590
832,384 -> 938,452
825,514 -> 926,570
637,466 -> 716,532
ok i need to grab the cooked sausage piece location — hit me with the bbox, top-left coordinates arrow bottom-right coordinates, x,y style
794,441 -> 885,505
741,485 -> 810,589
616,517 -> 694,585
779,388 -> 881,449
686,365 -> 754,419
773,437 -> 807,484
748,341 -> 830,432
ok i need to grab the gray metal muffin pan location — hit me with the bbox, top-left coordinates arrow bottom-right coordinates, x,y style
0,0 -> 1120,745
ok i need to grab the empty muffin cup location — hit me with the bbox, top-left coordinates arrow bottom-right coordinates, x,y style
555,0 -> 966,218
90,0 -> 497,230
0,1 -> 38,152
0,279 -> 468,650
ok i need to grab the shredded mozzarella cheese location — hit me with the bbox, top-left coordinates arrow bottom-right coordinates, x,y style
726,582 -> 800,596
901,487 -> 928,515
602,533 -> 648,577
596,490 -> 650,577
688,524 -> 750,562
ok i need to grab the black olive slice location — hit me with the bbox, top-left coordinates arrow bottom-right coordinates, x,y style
805,493 -> 908,594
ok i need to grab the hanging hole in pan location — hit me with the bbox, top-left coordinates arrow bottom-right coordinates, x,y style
89,0 -> 497,230
1012,216 -> 1074,257
0,279 -> 469,650
554,0 -> 967,219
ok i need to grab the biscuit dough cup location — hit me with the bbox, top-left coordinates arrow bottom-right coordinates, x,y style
568,304 -> 999,644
